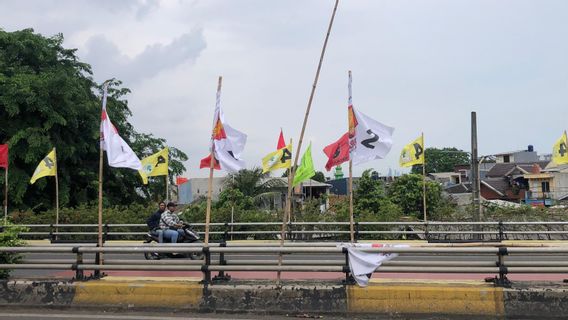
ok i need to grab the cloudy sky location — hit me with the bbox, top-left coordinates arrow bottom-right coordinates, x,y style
2,0 -> 568,178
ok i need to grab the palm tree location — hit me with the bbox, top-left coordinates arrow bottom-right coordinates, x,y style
225,167 -> 285,198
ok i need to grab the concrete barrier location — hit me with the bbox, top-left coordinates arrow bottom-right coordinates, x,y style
0,278 -> 567,317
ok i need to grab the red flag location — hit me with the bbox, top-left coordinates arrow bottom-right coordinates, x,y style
0,144 -> 8,168
176,177 -> 189,185
277,129 -> 286,150
199,153 -> 221,170
323,133 -> 350,171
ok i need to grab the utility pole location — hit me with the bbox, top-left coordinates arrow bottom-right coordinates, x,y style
471,112 -> 480,223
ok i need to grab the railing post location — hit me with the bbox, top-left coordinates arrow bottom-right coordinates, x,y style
342,247 -> 354,285
73,247 -> 84,281
498,221 -> 504,242
354,222 -> 359,242
49,224 -> 56,243
213,227 -> 231,282
103,223 -> 109,243
495,246 -> 510,287
201,247 -> 211,285
287,220 -> 293,241
94,245 -> 101,278
424,221 -> 430,242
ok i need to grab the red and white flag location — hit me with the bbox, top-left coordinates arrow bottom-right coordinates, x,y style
347,73 -> 394,165
323,132 -> 350,171
100,84 -> 142,170
200,88 -> 247,172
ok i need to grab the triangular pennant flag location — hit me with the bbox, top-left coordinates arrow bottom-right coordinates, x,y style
323,132 -> 350,171
399,135 -> 424,168
139,147 -> 169,184
277,129 -> 286,150
30,148 -> 57,184
293,142 -> 315,186
552,131 -> 568,165
262,143 -> 292,173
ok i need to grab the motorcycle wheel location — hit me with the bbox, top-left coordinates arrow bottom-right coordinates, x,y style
143,238 -> 161,260
189,240 -> 205,260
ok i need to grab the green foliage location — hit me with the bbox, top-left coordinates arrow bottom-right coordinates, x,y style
0,223 -> 27,278
354,169 -> 400,216
312,171 -> 325,183
0,29 -> 186,210
388,174 -> 443,219
411,147 -> 470,174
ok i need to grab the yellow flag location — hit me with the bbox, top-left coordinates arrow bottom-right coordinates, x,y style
139,147 -> 169,184
399,135 -> 424,168
262,143 -> 292,173
30,148 -> 57,184
552,131 -> 568,165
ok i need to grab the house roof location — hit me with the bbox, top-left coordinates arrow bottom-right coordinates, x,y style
270,177 -> 331,188
486,162 -> 549,178
429,172 -> 460,179
445,183 -> 472,194
481,178 -> 509,196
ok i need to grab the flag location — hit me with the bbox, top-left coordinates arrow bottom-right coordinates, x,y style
399,135 -> 424,168
293,143 -> 315,186
348,105 -> 394,165
200,87 -> 247,172
0,144 -> 7,168
262,143 -> 292,173
323,132 -> 350,171
139,147 -> 169,184
100,84 -> 142,170
277,129 -> 286,150
176,177 -> 188,185
30,148 -> 57,184
552,131 -> 568,165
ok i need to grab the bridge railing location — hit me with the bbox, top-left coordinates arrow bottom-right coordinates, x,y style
4,221 -> 568,242
2,243 -> 568,286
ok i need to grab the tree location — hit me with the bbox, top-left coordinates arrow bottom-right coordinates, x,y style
411,147 -> 470,174
0,29 -> 186,210
225,167 -> 285,199
387,174 -> 443,219
312,171 -> 325,183
354,169 -> 401,217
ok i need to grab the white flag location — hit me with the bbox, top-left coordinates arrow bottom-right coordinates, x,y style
200,89 -> 247,172
348,106 -> 394,165
100,84 -> 142,170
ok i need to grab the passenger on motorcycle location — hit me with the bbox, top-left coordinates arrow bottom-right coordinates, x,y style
160,202 -> 185,243
147,201 -> 166,243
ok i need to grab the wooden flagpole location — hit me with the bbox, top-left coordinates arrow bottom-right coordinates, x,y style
54,148 -> 60,238
282,0 -> 339,238
422,132 -> 427,222
347,70 -> 354,243
4,166 -> 7,224
277,138 -> 293,283
205,76 -> 222,246
97,82 -> 109,271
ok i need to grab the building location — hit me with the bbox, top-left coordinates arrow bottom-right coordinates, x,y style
494,145 -> 539,164
524,163 -> 568,206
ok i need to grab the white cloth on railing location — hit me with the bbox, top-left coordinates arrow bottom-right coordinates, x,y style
338,243 -> 409,287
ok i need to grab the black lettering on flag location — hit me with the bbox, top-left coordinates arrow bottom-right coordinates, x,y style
413,143 -> 423,160
155,155 -> 166,167
43,157 -> 54,169
333,145 -> 341,159
361,129 -> 379,149
228,151 -> 237,159
281,148 -> 292,163
560,142 -> 567,157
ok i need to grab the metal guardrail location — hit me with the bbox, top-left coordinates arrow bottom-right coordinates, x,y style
2,242 -> 568,286
4,221 -> 568,242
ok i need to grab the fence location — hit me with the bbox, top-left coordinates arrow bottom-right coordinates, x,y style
2,242 -> 568,286
4,221 -> 568,242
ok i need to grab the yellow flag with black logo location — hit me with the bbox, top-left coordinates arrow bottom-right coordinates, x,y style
399,135 -> 425,168
552,131 -> 568,165
262,143 -> 292,173
139,147 -> 169,184
30,148 -> 57,184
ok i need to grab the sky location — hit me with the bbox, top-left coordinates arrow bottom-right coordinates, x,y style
2,0 -> 568,178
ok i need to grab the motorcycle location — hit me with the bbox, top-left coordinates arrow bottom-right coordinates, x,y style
143,223 -> 204,260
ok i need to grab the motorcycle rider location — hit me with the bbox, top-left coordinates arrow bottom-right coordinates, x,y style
159,202 -> 185,243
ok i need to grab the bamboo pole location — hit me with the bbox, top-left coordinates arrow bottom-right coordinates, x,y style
54,148 -> 60,238
422,132 -> 427,222
283,0 -> 339,239
205,76 -> 222,246
277,138 -> 293,283
97,82 -> 109,270
348,160 -> 354,242
3,166 -> 7,224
